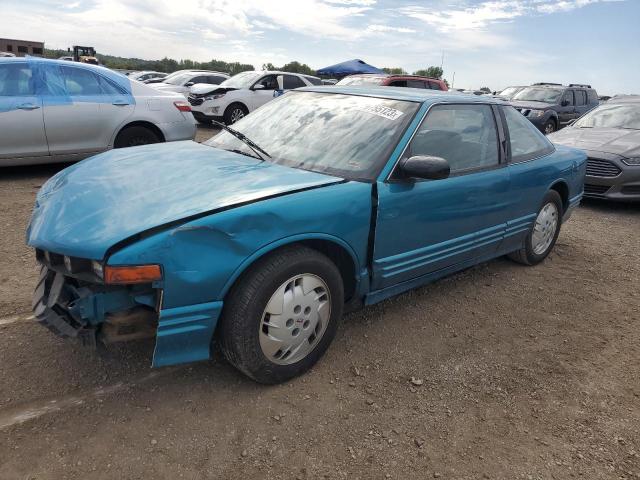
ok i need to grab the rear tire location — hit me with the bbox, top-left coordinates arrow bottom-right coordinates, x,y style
219,246 -> 344,384
223,103 -> 248,125
508,190 -> 563,265
114,126 -> 161,148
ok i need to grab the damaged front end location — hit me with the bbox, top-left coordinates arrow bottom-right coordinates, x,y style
32,249 -> 160,348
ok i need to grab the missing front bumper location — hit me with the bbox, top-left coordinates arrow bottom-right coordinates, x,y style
32,265 -> 158,346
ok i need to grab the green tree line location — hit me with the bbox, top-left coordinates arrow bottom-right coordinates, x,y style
44,48 -> 255,75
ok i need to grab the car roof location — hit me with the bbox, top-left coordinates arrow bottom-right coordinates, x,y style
607,94 -> 640,104
297,85 -> 509,105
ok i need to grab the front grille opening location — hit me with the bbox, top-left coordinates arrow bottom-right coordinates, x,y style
586,158 -> 621,178
584,184 -> 611,195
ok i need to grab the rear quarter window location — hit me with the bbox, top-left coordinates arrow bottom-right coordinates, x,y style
502,106 -> 554,163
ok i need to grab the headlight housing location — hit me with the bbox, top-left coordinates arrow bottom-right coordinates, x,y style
622,157 -> 640,166
91,260 -> 104,279
204,93 -> 225,101
527,109 -> 545,117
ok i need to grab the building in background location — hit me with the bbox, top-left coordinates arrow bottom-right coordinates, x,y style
0,38 -> 44,57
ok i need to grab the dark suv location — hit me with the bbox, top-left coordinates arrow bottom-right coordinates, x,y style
510,83 -> 598,134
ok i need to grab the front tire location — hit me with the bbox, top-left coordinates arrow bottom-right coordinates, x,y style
223,103 -> 248,125
508,190 -> 563,265
543,119 -> 556,135
219,246 -> 344,384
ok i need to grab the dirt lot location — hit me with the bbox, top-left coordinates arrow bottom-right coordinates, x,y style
1,127 -> 639,479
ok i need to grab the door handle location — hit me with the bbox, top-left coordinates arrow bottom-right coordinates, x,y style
112,100 -> 130,106
16,103 -> 40,110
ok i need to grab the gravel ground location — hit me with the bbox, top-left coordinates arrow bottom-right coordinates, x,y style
0,127 -> 638,479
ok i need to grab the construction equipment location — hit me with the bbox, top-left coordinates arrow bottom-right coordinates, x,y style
68,46 -> 99,65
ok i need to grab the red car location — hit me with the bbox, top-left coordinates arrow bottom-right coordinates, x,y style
336,74 -> 448,91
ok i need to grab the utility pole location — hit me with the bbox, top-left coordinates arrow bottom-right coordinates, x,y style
451,71 -> 455,89
440,51 -> 444,70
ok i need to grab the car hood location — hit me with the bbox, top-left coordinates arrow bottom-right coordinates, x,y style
190,84 -> 239,95
27,141 -> 343,260
509,100 -> 553,110
548,127 -> 640,157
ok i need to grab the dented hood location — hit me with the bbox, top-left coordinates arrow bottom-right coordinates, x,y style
27,141 -> 342,259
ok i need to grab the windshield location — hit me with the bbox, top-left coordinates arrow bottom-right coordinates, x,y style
219,71 -> 262,89
336,76 -> 385,86
164,73 -> 192,86
574,103 -> 640,129
514,87 -> 563,103
204,91 -> 419,180
499,87 -> 521,98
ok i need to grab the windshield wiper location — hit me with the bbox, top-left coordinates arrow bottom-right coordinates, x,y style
211,120 -> 271,161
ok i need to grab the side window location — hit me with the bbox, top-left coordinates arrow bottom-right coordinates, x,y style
208,75 -> 226,84
0,63 -> 34,96
60,66 -> 102,95
427,81 -> 441,90
189,76 -> 208,84
256,75 -> 277,90
502,106 -> 553,162
283,75 -> 305,89
562,90 -> 574,106
305,76 -> 322,86
574,90 -> 586,106
96,75 -> 124,95
388,80 -> 407,87
407,80 -> 426,89
408,104 -> 499,173
587,89 -> 598,104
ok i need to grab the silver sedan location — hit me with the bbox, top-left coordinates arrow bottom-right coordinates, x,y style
0,57 -> 197,167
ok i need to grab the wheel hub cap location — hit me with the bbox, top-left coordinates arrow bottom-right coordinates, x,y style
532,202 -> 558,255
230,109 -> 244,123
259,274 -> 330,365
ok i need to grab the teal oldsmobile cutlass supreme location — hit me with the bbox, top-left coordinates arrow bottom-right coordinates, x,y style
27,87 -> 587,383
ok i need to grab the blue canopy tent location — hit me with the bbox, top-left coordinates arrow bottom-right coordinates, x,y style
316,59 -> 385,77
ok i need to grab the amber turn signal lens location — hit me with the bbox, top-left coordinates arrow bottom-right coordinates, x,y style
104,265 -> 162,284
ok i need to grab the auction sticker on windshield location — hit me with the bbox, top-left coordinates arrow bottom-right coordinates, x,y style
357,104 -> 405,121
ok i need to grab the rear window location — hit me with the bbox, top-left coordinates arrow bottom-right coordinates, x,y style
336,76 -> 385,86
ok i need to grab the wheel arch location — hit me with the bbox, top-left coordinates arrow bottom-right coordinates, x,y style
219,234 -> 362,303
549,180 -> 569,214
114,120 -> 166,146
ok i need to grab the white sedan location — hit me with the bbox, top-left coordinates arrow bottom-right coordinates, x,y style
188,70 -> 322,125
0,57 -> 197,167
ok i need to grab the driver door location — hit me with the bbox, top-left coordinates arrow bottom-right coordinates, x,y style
247,74 -> 281,111
372,103 -> 511,290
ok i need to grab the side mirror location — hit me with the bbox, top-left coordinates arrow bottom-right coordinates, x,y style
184,82 -> 194,87
398,155 -> 450,180
252,84 -> 265,90
561,100 -> 570,107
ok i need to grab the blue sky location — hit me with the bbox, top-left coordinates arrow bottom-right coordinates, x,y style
1,0 -> 638,94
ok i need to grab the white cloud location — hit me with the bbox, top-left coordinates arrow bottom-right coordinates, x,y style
402,0 -> 622,32
365,24 -> 416,34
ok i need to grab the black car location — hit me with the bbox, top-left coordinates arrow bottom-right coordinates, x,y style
548,95 -> 640,202
511,83 -> 599,134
